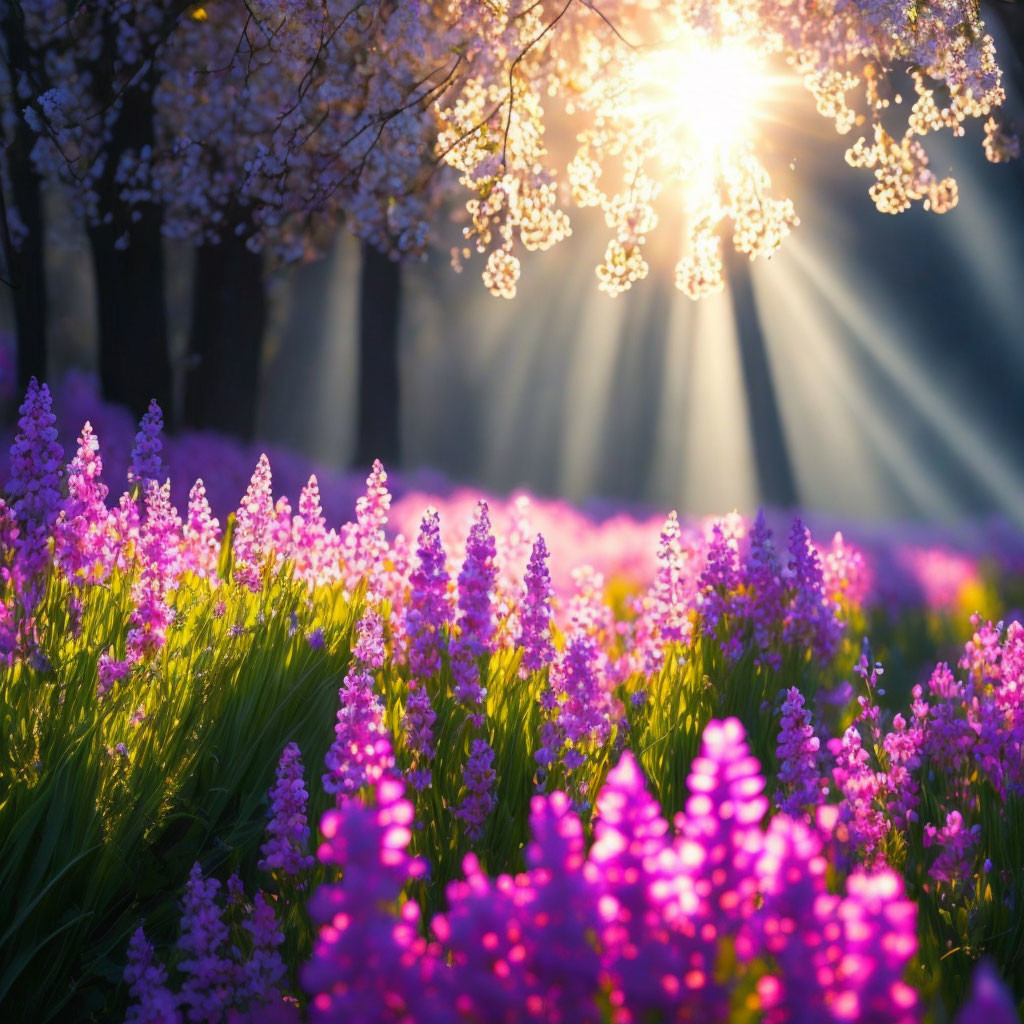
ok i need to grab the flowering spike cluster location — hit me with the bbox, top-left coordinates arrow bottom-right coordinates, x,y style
7,378 -> 63,603
123,927 -> 182,1024
923,811 -> 981,886
352,608 -> 387,670
293,475 -> 333,585
184,479 -> 222,579
346,460 -> 391,598
304,719 -> 923,1022
323,614 -> 395,803
746,510 -> 785,669
518,533 -> 554,674
239,892 -> 287,1009
55,421 -> 115,586
303,777 -> 432,1022
451,501 -> 498,718
177,863 -> 237,1022
830,724 -> 890,868
536,630 -> 610,780
125,481 -> 181,664
784,518 -> 843,661
259,742 -> 315,879
233,455 -> 274,592
775,687 -> 827,820
646,510 -> 693,670
698,522 -> 743,660
401,509 -> 450,789
454,738 -> 497,842
128,399 -> 166,490
456,500 -> 499,658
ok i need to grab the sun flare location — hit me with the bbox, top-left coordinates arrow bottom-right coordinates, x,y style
631,44 -> 767,160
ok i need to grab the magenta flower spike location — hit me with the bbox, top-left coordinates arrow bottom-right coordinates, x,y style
784,517 -> 842,662
128,399 -> 166,490
184,479 -> 222,579
125,481 -> 181,663
7,378 -> 63,602
775,687 -> 827,820
451,500 -> 498,717
923,810 -> 981,886
405,507 -> 452,680
518,533 -> 555,674
454,738 -> 497,841
346,459 -> 392,597
123,926 -> 182,1024
233,454 -> 274,592
260,743 -> 315,879
322,663 -> 395,803
648,511 -> 693,666
177,864 -> 237,1022
55,421 -> 115,585
294,475 -> 329,584
303,778 -> 434,1023
745,509 -> 785,668
240,892 -> 287,1009
681,717 -> 768,924
697,522 -> 743,659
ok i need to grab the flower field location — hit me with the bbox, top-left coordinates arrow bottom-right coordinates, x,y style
2,378 -> 1024,1023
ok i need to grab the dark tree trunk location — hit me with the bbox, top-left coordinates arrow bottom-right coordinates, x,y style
87,72 -> 172,422
726,247 -> 799,509
355,243 -> 402,468
87,210 -> 172,421
183,233 -> 265,439
1,7 -> 47,390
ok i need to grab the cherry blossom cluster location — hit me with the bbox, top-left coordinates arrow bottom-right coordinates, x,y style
9,0 -> 1016,290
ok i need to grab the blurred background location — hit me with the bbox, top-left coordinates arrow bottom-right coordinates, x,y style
3,6 -> 1024,527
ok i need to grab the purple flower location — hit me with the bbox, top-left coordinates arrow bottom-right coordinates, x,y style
233,455 -> 274,592
344,460 -> 391,598
353,608 -> 386,669
184,479 -> 221,579
323,668 -> 395,802
128,399 -> 166,490
55,421 -> 115,585
454,738 -> 496,841
697,522 -> 742,660
239,892 -> 286,1008
302,777 -> 433,1022
774,687 -> 827,819
260,743 -> 315,879
177,864 -> 237,1022
954,960 -> 1019,1024
405,508 -> 452,680
783,517 -> 842,662
518,533 -> 555,674
830,723 -> 889,868
123,927 -> 182,1024
7,378 -> 63,603
456,500 -> 499,659
745,509 -> 785,669
923,810 -> 981,886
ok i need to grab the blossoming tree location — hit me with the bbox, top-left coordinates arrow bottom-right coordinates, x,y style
2,0 -> 1019,447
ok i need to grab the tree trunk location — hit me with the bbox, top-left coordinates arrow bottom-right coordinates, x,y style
1,8 -> 47,390
87,212 -> 172,421
355,243 -> 402,468
87,76 -> 172,422
183,233 -> 265,439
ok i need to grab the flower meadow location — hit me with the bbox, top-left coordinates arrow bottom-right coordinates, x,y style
2,379 -> 1024,1023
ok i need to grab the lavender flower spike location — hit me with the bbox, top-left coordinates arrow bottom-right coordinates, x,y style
260,742 -> 315,878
